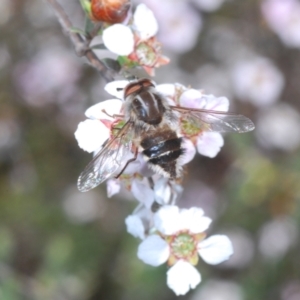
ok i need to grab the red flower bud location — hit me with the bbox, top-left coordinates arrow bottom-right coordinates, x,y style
91,0 -> 131,24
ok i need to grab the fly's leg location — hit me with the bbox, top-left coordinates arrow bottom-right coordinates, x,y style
101,109 -> 124,119
114,147 -> 138,179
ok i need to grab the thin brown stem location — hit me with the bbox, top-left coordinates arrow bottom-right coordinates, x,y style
45,0 -> 115,82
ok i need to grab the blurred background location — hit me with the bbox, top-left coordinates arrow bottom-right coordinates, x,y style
0,0 -> 300,299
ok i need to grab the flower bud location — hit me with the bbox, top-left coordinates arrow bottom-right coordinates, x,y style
91,0 -> 131,24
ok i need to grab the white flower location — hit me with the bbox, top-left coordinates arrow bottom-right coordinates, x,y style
102,4 -> 159,56
75,94 -> 123,154
146,1 -> 202,53
74,119 -> 109,153
131,176 -> 179,210
258,217 -> 298,260
105,154 -> 151,198
157,84 -> 229,158
133,4 -> 158,40
255,103 -> 300,151
107,80 -> 231,160
102,24 -> 134,56
137,206 -> 233,295
231,57 -> 285,106
262,0 -> 300,48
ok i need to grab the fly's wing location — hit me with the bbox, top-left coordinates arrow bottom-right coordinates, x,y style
171,106 -> 255,133
77,121 -> 134,192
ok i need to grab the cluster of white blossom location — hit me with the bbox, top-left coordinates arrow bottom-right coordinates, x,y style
74,1 -> 237,296
75,79 -> 235,295
101,3 -> 169,76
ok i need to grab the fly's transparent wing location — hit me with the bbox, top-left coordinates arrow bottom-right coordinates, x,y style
171,106 -> 255,133
77,121 -> 134,192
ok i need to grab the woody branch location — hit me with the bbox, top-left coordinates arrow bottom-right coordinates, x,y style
46,0 -> 115,82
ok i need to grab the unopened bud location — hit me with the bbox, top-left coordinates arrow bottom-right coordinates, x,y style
91,0 -> 131,24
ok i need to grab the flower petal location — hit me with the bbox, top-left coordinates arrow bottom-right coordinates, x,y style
153,177 -> 172,205
156,83 -> 175,97
125,215 -> 145,239
102,24 -> 134,56
167,260 -> 201,296
133,4 -> 158,40
155,83 -> 177,105
201,94 -> 229,112
131,179 -> 154,209
197,132 -> 224,158
180,138 -> 196,165
106,178 -> 121,198
154,205 -> 180,235
179,89 -> 205,108
104,80 -> 129,99
74,119 -> 109,153
137,235 -> 169,266
85,99 -> 123,120
179,207 -> 212,234
198,235 -> 234,265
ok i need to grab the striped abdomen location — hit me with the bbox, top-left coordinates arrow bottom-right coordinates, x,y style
141,130 -> 184,178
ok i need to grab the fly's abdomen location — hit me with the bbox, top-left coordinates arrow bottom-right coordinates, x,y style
141,133 -> 184,179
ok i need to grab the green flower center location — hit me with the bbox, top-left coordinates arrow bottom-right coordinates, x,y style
180,118 -> 203,138
170,232 -> 196,259
136,43 -> 156,66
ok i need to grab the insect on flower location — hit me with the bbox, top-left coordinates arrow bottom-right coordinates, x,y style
77,78 -> 255,192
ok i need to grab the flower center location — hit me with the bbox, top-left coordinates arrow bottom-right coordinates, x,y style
111,119 -> 126,137
170,232 -> 196,259
180,118 -> 203,138
136,43 -> 156,66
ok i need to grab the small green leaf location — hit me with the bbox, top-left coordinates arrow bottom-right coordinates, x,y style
101,58 -> 121,72
84,17 -> 95,34
69,27 -> 86,35
118,56 -> 139,68
80,0 -> 92,16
